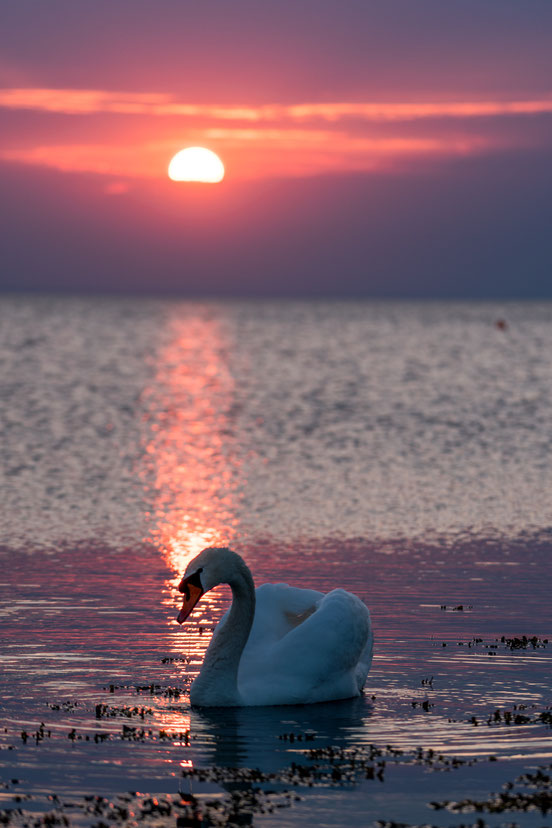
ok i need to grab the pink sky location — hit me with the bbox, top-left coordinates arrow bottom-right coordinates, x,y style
1,1 -> 551,296
1,87 -> 551,181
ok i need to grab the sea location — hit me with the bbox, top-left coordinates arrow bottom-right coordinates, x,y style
1,296 -> 551,828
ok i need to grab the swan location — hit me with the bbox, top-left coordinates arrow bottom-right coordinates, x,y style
176,547 -> 373,707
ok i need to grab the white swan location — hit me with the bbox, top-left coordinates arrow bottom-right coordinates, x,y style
176,547 -> 373,707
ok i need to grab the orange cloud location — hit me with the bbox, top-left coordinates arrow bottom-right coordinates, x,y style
0,88 -> 265,120
0,130 -> 493,181
285,100 -> 552,122
0,142 -> 168,178
1,87 -> 552,123
1,87 -> 547,182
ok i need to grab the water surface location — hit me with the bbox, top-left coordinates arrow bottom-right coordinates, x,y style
1,297 -> 551,827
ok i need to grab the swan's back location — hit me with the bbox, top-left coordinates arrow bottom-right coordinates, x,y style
237,583 -> 373,706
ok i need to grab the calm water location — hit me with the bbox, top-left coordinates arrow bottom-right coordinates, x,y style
1,297 -> 551,827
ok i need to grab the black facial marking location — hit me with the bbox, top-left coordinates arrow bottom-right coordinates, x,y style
179,567 -> 204,597
187,568 -> 203,595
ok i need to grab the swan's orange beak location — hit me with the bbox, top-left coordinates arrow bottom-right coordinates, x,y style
177,571 -> 205,624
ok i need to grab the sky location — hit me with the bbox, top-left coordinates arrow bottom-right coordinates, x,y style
1,0 -> 551,298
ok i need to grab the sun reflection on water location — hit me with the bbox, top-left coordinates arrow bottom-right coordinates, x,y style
142,312 -> 241,570
141,310 -> 242,660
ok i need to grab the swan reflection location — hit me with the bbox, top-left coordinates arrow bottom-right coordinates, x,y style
191,695 -> 374,770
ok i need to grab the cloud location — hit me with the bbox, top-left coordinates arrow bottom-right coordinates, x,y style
285,100 -> 552,122
0,131 -> 494,181
1,87 -> 549,181
1,87 -> 552,123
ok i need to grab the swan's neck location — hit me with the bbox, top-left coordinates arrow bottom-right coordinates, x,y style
190,565 -> 255,706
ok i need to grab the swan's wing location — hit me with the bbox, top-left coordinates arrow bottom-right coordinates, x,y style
239,588 -> 372,704
244,583 -> 325,651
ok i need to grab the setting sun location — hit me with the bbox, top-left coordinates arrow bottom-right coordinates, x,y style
168,146 -> 225,183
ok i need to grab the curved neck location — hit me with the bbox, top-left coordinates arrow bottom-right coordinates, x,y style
190,564 -> 255,706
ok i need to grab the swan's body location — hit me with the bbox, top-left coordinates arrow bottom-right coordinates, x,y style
177,547 -> 373,707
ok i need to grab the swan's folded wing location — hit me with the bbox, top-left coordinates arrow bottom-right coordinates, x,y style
239,588 -> 372,705
245,583 -> 326,652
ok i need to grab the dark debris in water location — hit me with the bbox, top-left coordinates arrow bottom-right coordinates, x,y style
158,729 -> 190,744
133,684 -> 162,695
44,685 -> 187,725
0,788 -> 299,828
501,634 -> 548,650
134,684 -> 187,699
181,756 -> 386,787
180,742 -> 484,794
431,763 -> 552,816
99,683 -> 189,697
47,703 -> 79,712
457,704 -> 552,729
301,744 -> 482,774
11,723 -> 201,746
440,604 -> 473,612
94,704 -> 153,720
278,730 -> 316,742
19,724 -> 51,746
0,746 -> 533,828
411,699 -> 434,712
452,635 -> 548,653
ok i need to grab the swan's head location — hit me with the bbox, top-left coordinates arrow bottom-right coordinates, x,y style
176,547 -> 252,625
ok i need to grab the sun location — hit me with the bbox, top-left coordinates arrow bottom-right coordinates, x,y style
168,147 -> 225,183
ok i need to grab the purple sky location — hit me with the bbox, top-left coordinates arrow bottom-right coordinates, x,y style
1,1 -> 551,297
